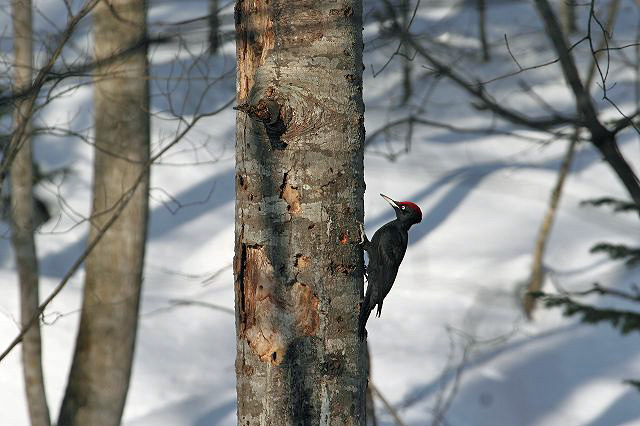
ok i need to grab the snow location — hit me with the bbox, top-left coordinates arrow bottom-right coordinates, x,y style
1,0 -> 640,425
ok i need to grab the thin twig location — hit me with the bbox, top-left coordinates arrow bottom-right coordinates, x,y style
369,381 -> 406,426
0,0 -> 100,201
168,299 -> 235,315
570,283 -> 640,302
504,34 -> 523,70
0,97 -> 234,363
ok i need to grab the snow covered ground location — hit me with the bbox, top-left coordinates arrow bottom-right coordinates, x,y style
1,0 -> 639,425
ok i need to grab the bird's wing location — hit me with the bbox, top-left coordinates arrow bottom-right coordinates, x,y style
376,227 -> 406,265
373,227 -> 407,295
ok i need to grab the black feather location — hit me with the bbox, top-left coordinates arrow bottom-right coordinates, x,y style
358,221 -> 408,339
358,195 -> 421,340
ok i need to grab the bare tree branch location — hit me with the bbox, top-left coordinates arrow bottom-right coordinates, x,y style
0,97 -> 234,364
524,0 -> 623,320
369,381 -> 406,426
533,0 -> 640,209
571,283 -> 640,302
0,0 -> 100,200
379,1 -> 576,133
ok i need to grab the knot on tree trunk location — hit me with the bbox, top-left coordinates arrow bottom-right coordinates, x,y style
235,98 -> 288,149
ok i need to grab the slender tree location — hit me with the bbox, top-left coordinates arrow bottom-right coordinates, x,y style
560,0 -> 577,35
476,0 -> 490,62
533,0 -> 640,208
234,0 -> 367,423
208,0 -> 220,54
57,0 -> 150,424
400,0 -> 413,104
524,0 -> 621,318
10,1 -> 51,425
523,134 -> 577,318
0,0 -> 99,200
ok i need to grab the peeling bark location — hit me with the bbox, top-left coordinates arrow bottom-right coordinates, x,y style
239,245 -> 320,365
234,0 -> 367,423
280,173 -> 302,215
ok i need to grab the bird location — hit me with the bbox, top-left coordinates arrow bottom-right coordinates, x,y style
358,193 -> 422,340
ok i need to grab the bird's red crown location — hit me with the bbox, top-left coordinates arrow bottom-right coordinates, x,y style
398,201 -> 422,222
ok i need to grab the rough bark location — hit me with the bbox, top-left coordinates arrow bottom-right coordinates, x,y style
234,0 -> 367,424
10,1 -> 51,425
57,1 -> 150,425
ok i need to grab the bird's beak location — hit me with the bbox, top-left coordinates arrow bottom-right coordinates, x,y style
380,193 -> 400,210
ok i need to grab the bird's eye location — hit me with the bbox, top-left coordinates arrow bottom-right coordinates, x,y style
401,205 -> 406,210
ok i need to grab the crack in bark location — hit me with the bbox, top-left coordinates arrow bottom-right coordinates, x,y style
236,241 -> 248,332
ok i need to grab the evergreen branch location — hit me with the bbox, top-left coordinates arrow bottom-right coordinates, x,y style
533,293 -> 640,335
571,283 -> 640,302
590,243 -> 640,266
580,197 -> 639,213
624,379 -> 640,392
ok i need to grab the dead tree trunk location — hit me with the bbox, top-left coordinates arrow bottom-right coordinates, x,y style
57,1 -> 150,425
10,1 -> 51,425
234,0 -> 367,424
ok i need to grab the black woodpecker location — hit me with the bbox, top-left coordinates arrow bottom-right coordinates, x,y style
358,193 -> 422,339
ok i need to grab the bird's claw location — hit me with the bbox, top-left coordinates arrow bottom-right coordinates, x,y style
357,221 -> 367,245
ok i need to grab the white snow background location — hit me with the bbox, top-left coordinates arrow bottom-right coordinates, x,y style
1,0 -> 639,425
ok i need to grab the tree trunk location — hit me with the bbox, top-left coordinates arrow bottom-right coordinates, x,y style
400,0 -> 413,104
208,0 -> 220,54
523,135 -> 577,318
57,1 -> 150,425
234,1 -> 367,424
476,0 -> 490,62
534,0 -> 640,210
560,0 -> 577,35
524,0 -> 622,319
10,1 -> 51,425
